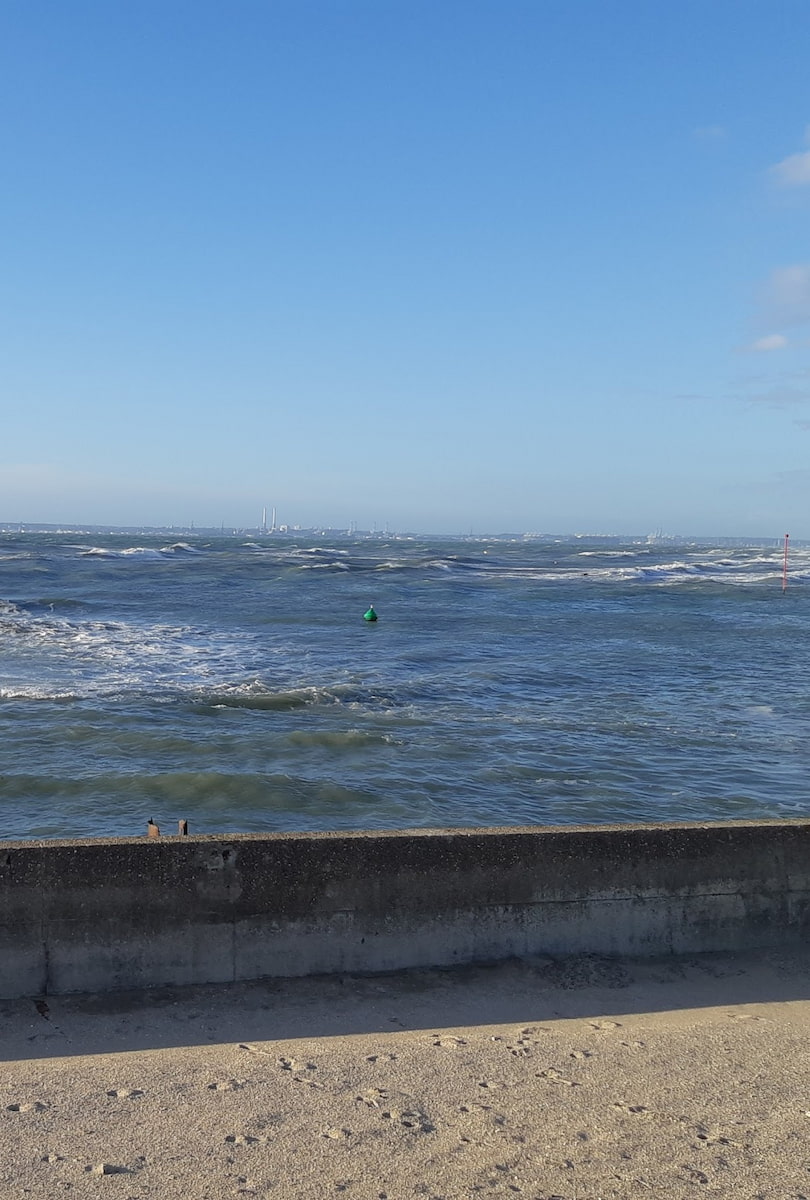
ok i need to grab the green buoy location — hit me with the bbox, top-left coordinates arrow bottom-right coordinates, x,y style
363,605 -> 378,622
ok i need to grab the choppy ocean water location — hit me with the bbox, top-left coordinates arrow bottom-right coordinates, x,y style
1,531 -> 807,841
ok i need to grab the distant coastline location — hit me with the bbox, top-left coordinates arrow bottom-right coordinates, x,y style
0,522 -> 799,547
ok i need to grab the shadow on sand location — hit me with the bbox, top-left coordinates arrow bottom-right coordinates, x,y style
2,946 -> 809,1062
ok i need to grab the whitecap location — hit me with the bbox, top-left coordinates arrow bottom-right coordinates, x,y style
160,542 -> 202,555
0,687 -> 79,701
79,546 -> 165,559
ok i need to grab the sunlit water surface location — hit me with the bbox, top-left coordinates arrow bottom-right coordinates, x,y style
1,532 -> 807,839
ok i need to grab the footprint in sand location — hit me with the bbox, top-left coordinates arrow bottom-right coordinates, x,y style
273,1056 -> 322,1084
492,1031 -> 546,1051
381,1107 -> 434,1132
433,1036 -> 468,1048
537,1069 -> 578,1087
366,1053 -> 397,1064
277,1057 -> 316,1072
238,1043 -> 276,1059
588,1020 -> 622,1030
6,1101 -> 49,1113
208,1080 -> 247,1092
357,1088 -> 388,1108
569,1050 -> 596,1060
693,1124 -> 743,1148
506,1042 -> 532,1057
322,1128 -> 351,1140
106,1088 -> 145,1099
225,1133 -> 273,1146
612,1102 -> 649,1115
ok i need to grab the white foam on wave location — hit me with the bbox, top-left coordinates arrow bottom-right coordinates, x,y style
374,556 -> 469,571
0,686 -> 79,701
642,560 -> 701,575
159,542 -> 202,555
78,544 -> 203,560
0,601 -> 270,702
79,546 -> 164,559
479,557 -> 796,586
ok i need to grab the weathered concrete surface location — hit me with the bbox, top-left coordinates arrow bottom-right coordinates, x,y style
1,821 -> 809,998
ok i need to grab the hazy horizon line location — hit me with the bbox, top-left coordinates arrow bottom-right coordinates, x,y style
0,520 -> 794,545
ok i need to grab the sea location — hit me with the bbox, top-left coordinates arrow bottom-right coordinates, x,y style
1,530 -> 808,842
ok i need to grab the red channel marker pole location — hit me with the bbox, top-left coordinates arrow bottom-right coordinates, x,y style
782,533 -> 790,594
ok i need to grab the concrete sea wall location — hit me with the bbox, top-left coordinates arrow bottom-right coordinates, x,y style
1,821 -> 809,999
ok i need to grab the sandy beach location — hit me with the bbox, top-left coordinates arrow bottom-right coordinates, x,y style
2,949 -> 809,1199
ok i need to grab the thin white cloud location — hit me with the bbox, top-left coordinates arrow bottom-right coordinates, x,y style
761,264 -> 810,329
748,334 -> 788,352
769,126 -> 810,186
770,151 -> 810,186
744,384 -> 810,408
693,124 -> 726,141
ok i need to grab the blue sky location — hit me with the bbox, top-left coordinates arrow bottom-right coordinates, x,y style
2,0 -> 810,535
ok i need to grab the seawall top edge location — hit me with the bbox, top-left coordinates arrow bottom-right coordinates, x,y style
2,817 -> 810,851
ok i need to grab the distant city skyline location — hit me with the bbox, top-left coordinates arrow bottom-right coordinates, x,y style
0,518 -> 796,547
3,2 -> 810,536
